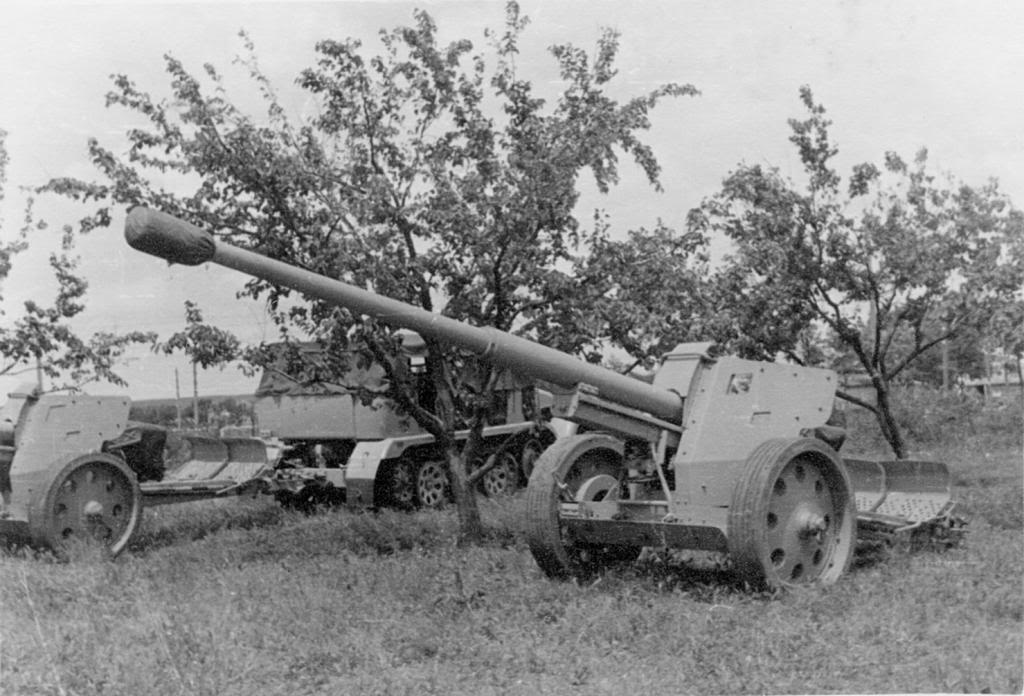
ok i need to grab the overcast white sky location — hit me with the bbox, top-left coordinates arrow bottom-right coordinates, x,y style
1,0 -> 1022,400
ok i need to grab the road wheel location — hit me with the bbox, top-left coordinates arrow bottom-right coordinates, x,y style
481,452 -> 518,497
28,453 -> 142,558
380,458 -> 416,509
525,433 -> 639,580
415,459 -> 450,509
728,438 -> 856,590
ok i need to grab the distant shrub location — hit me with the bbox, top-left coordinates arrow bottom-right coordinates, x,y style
843,385 -> 1022,454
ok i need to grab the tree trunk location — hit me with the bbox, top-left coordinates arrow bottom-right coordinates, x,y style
447,448 -> 484,544
941,338 -> 949,390
1015,356 -> 1023,417
175,368 -> 182,430
192,361 -> 199,428
874,380 -> 907,459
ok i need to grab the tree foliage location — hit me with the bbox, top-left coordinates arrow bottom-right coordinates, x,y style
158,300 -> 241,370
156,300 -> 240,428
45,3 -> 697,537
0,129 -> 154,390
538,219 -> 711,372
988,248 -> 1024,407
693,87 -> 1024,457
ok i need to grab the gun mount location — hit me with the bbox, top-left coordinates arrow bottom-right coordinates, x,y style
119,207 -> 964,588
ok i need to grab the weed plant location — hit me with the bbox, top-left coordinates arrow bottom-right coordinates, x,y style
0,392 -> 1020,695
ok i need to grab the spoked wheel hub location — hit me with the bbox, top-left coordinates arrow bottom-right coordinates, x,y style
729,438 -> 855,590
480,452 -> 518,498
28,453 -> 142,558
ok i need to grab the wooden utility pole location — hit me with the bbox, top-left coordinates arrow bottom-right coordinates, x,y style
941,339 -> 949,390
174,368 -> 182,429
192,361 -> 200,428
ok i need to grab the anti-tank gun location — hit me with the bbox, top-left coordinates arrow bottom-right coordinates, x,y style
125,207 -> 964,589
0,386 -> 270,557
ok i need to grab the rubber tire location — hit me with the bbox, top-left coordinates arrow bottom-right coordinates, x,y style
28,453 -> 142,559
518,438 -> 544,484
525,433 -> 639,580
728,438 -> 856,590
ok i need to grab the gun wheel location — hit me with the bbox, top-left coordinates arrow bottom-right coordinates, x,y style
518,438 -> 544,483
728,438 -> 856,590
28,454 -> 142,559
480,452 -> 518,497
525,434 -> 639,580
415,459 -> 450,508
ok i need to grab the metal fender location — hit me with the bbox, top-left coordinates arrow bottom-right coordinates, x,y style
344,440 -> 399,509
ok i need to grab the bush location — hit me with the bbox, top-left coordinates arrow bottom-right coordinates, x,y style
842,385 -> 1022,455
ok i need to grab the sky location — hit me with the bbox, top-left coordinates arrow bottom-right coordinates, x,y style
1,0 -> 1022,400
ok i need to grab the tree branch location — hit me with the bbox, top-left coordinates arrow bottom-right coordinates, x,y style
835,389 -> 879,415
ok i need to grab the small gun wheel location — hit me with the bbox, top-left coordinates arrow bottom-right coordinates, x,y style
27,453 -> 142,559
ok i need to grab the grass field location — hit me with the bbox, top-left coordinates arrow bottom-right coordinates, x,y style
0,419 -> 1020,694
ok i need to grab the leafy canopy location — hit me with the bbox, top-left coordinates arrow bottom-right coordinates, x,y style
0,129 -> 154,390
47,4 -> 696,400
44,3 -> 698,535
693,87 -> 1024,456
157,300 -> 241,369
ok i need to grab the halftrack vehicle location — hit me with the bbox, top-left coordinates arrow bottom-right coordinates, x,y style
251,337 -> 556,509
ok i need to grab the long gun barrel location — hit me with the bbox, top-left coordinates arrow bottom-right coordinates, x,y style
124,207 -> 684,423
